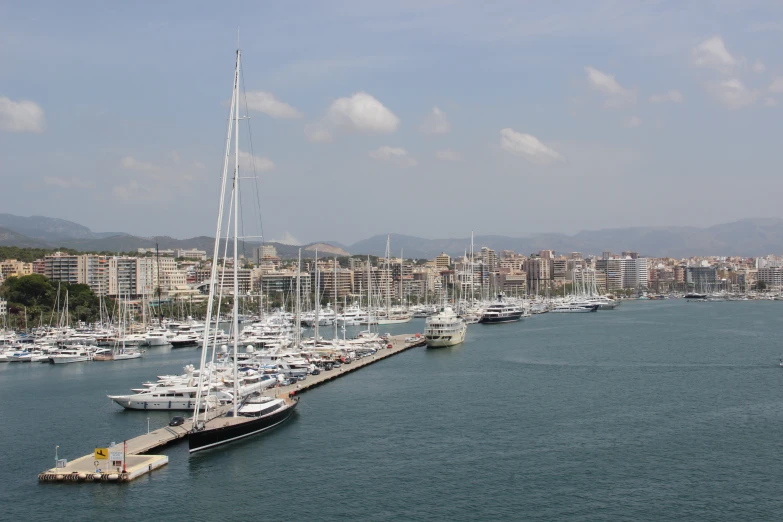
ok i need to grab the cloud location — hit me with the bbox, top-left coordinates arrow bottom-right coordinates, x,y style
420,106 -> 451,134
238,150 -> 275,172
368,146 -> 417,167
113,154 -> 207,201
304,123 -> 334,143
245,91 -> 303,119
327,92 -> 399,134
692,36 -> 737,72
625,116 -> 642,129
500,128 -> 564,165
707,78 -> 759,109
121,155 -> 161,173
764,97 -> 778,107
584,66 -> 635,107
649,90 -> 684,103
753,59 -> 766,73
769,78 -> 783,93
0,96 -> 46,133
435,149 -> 463,161
270,232 -> 300,245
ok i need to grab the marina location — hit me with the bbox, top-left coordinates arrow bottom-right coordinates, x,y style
36,333 -> 425,482
4,300 -> 783,519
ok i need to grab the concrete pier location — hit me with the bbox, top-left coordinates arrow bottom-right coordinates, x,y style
38,334 -> 424,483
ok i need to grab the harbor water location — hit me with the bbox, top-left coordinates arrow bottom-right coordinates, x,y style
3,299 -> 783,520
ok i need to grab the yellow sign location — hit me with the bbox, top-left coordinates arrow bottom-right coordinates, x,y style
94,448 -> 109,460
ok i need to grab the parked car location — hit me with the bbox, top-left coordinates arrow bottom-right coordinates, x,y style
169,416 -> 185,427
311,368 -> 321,376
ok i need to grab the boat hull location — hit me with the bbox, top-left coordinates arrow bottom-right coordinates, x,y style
189,400 -> 298,453
109,396 -> 200,410
49,355 -> 92,364
425,328 -> 467,348
479,313 -> 524,324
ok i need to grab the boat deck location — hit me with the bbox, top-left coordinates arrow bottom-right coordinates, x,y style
38,334 -> 424,483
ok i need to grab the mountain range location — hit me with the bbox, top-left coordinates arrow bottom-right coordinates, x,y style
1,213 -> 783,259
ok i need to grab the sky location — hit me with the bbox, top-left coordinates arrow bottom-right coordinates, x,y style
1,1 -> 783,246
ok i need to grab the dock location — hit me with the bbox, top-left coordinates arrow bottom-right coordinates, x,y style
38,334 -> 425,483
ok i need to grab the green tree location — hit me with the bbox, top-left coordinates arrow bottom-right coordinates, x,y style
0,274 -> 56,307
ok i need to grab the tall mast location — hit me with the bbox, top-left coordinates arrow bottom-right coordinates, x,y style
385,235 -> 390,316
156,242 -> 162,327
314,248 -> 319,342
192,48 -> 238,428
295,248 -> 301,348
333,257 -> 338,340
232,49 -> 241,417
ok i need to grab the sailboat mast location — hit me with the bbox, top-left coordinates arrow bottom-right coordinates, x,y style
314,248 -> 319,342
295,248 -> 301,348
191,48 -> 238,428
232,49 -> 241,417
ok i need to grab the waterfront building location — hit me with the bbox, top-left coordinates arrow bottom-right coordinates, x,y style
79,255 -> 109,296
481,247 -> 498,273
686,265 -> 717,288
757,267 -> 783,289
0,259 -> 33,278
196,267 -> 254,295
44,252 -> 83,284
258,270 -> 312,298
175,248 -> 207,260
0,297 -> 6,316
32,259 -> 45,275
434,253 -> 450,270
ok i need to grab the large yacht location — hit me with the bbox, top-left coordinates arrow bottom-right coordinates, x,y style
550,303 -> 599,313
49,346 -> 93,364
479,296 -> 524,324
424,307 -> 467,348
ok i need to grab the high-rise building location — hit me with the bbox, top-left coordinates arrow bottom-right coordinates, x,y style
44,252 -> 83,284
481,247 -> 498,273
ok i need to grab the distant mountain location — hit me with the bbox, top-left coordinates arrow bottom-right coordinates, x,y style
3,213 -> 783,258
0,226 -> 51,248
0,214 -> 99,241
346,219 -> 783,258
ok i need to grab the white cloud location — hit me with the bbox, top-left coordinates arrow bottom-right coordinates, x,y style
769,78 -> 783,93
113,154 -> 207,201
270,232 -> 300,245
0,96 -> 46,133
625,116 -> 642,129
121,156 -> 161,172
649,90 -> 684,103
584,66 -> 635,107
753,59 -> 766,73
764,97 -> 778,107
435,149 -> 463,162
238,150 -> 275,172
368,146 -> 417,167
327,92 -> 399,134
500,128 -> 564,165
420,106 -> 451,134
245,91 -> 303,119
304,123 -> 334,143
692,36 -> 737,72
707,78 -> 759,109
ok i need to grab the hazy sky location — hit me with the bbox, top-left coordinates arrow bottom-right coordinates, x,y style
1,1 -> 782,245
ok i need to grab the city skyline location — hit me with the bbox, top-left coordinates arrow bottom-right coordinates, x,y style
2,2 -> 783,244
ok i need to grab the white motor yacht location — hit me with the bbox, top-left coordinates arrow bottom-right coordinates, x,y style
49,346 -> 93,363
424,307 -> 467,348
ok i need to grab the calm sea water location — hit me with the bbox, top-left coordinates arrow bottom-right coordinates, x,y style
3,300 -> 783,521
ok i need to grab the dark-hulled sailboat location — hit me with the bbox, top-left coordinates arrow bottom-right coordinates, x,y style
189,48 -> 297,454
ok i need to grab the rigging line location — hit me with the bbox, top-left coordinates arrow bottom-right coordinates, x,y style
239,64 -> 266,250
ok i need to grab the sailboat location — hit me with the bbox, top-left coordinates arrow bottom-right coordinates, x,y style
376,236 -> 411,325
188,48 -> 298,454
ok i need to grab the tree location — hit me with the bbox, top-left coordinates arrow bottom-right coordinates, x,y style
0,274 -> 56,308
755,280 -> 767,291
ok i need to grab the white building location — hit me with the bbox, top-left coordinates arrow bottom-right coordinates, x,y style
0,298 -> 7,317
